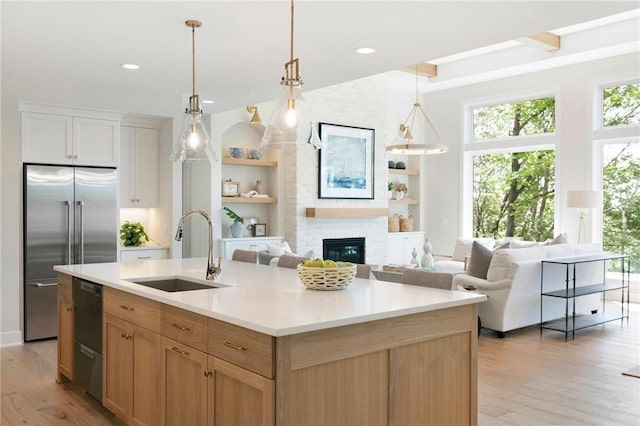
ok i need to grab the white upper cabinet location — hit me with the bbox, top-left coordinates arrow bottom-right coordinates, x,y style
21,104 -> 121,167
120,125 -> 159,207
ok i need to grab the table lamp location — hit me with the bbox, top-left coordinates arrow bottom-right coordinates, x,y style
566,190 -> 601,243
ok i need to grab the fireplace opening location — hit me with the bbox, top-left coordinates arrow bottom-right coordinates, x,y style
323,237 -> 365,264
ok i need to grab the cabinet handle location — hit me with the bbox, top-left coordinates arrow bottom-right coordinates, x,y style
204,370 -> 212,378
137,256 -> 152,260
171,323 -> 191,331
171,346 -> 190,356
224,341 -> 247,351
121,332 -> 132,339
130,199 -> 135,202
135,199 -> 140,202
66,307 -> 73,312
67,154 -> 73,159
73,155 -> 78,159
120,305 -> 135,311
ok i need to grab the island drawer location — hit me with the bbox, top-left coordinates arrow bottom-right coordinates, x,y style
103,287 -> 161,333
57,273 -> 72,301
208,318 -> 274,379
161,305 -> 208,352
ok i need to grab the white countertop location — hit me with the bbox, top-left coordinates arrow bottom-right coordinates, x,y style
119,245 -> 169,251
54,258 -> 486,337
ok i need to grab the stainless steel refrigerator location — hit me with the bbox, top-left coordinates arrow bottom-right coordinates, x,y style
23,164 -> 117,341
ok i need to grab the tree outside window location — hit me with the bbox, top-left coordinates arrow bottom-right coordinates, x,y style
602,83 -> 640,127
472,97 -> 556,241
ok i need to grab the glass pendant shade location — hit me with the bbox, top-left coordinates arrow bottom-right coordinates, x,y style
170,103 -> 217,162
171,20 -> 217,162
261,84 -> 317,150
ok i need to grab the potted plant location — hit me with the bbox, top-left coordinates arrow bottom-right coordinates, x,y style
120,221 -> 149,247
388,181 -> 395,200
223,207 -> 244,238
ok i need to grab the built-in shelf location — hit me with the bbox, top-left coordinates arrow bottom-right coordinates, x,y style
389,198 -> 418,205
389,168 -> 419,176
305,207 -> 389,218
222,157 -> 277,167
222,197 -> 277,204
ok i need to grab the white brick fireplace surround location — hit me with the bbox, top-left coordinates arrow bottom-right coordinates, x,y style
283,77 -> 396,266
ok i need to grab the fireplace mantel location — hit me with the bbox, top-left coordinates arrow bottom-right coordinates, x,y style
305,207 -> 388,218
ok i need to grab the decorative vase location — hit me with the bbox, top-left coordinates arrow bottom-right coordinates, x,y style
410,248 -> 420,268
252,180 -> 263,194
230,221 -> 244,238
421,237 -> 435,270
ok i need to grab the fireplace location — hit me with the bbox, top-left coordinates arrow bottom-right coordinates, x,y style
323,237 -> 365,264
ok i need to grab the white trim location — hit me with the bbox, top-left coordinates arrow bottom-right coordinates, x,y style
19,101 -> 123,122
0,331 -> 23,348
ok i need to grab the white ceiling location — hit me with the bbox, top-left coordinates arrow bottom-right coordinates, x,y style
2,1 -> 638,118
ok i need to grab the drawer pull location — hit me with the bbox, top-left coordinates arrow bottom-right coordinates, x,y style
137,256 -> 152,259
120,305 -> 135,311
171,323 -> 191,331
224,341 -> 247,351
204,370 -> 212,378
171,346 -> 190,356
65,307 -> 73,312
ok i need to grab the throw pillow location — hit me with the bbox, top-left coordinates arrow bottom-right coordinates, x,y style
510,240 -> 538,249
452,237 -> 495,262
267,244 -> 285,256
551,233 -> 569,245
467,241 -> 494,279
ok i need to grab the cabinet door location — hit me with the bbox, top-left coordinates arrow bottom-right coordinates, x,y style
22,112 -> 73,164
57,295 -> 74,382
103,314 -> 133,420
130,325 -> 162,426
104,314 -> 161,426
119,126 -> 137,207
73,117 -> 119,166
161,337 -> 208,426
134,127 -> 159,207
208,356 -> 274,426
387,234 -> 404,264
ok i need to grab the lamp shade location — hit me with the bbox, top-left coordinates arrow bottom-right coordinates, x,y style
170,107 -> 217,162
566,190 -> 601,209
261,85 -> 316,150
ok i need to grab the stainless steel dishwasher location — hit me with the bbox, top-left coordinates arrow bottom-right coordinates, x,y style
73,277 -> 103,401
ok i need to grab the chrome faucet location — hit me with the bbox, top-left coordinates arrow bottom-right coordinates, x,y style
175,209 -> 221,280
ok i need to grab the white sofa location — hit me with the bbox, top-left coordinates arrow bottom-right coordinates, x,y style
453,243 -> 603,336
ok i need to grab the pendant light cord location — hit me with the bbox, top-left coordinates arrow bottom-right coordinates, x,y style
192,24 -> 196,98
290,0 -> 294,63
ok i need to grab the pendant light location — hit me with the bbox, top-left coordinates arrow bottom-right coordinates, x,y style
386,66 -> 448,155
170,20 -> 217,162
261,0 -> 321,150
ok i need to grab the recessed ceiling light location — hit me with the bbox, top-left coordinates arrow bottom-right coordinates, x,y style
356,47 -> 376,55
121,63 -> 140,70
202,100 -> 214,104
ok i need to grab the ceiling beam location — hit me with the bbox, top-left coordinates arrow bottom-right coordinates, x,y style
520,32 -> 561,51
400,63 -> 438,78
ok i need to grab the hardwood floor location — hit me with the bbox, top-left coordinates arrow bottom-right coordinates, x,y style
1,304 -> 638,426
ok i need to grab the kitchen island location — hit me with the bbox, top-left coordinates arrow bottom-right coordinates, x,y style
55,258 -> 486,426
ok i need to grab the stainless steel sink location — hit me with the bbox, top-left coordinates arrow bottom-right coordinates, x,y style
129,278 -> 218,292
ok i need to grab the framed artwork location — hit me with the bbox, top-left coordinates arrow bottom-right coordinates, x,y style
318,123 -> 375,199
222,180 -> 240,197
253,223 -> 267,237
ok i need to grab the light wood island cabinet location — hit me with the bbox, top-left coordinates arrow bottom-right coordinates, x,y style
56,273 -> 74,382
56,266 -> 481,426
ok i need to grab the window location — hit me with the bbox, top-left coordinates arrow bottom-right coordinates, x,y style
473,97 -> 555,142
468,94 -> 557,240
601,142 -> 639,273
602,82 -> 640,128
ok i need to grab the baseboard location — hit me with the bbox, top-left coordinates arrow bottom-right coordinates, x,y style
0,330 -> 23,347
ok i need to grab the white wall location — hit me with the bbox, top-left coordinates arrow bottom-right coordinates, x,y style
422,53 -> 640,256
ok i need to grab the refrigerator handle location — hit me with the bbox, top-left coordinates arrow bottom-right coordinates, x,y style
77,201 -> 85,264
65,201 -> 72,265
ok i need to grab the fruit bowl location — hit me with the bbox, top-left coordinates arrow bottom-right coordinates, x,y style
297,262 -> 357,291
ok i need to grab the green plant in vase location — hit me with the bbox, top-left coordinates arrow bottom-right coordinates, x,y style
223,207 -> 244,238
120,221 -> 149,247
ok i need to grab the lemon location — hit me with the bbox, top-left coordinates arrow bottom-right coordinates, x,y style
322,260 -> 337,268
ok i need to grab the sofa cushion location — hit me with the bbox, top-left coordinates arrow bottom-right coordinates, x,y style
452,237 -> 495,262
510,240 -> 538,249
467,241 -> 494,279
487,246 -> 547,281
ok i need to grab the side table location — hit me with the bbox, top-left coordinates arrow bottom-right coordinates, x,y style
540,252 -> 630,341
